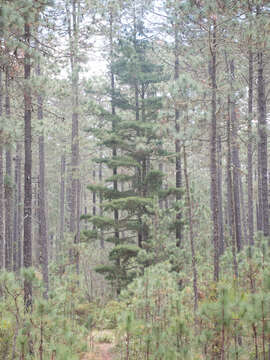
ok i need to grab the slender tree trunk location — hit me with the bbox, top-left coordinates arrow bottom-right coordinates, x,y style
13,143 -> 20,272
23,21 -> 33,311
230,60 -> 242,252
227,96 -> 238,279
209,20 -> 219,281
110,10 -> 120,248
37,53 -> 49,297
99,154 -> 104,249
0,70 -> 3,270
158,162 -> 163,209
5,68 -> 13,272
92,167 -> 96,219
59,154 -> 65,254
174,19 -> 182,248
183,144 -> 198,312
257,50 -> 269,238
17,143 -> 22,270
247,49 -> 254,248
68,0 -> 80,271
135,81 -> 142,248
217,135 -> 224,255
38,135 -> 49,295
239,175 -> 248,245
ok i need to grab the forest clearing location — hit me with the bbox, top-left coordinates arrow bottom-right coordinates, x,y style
0,0 -> 270,359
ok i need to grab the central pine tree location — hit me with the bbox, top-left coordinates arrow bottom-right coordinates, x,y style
83,5 -> 171,293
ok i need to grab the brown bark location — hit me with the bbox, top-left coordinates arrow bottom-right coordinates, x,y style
99,153 -> 104,249
68,0 -> 80,271
0,70 -> 3,270
227,96 -> 238,279
13,143 -> 21,272
217,135 -> 224,255
257,50 -> 269,238
17,143 -> 22,270
183,144 -> 198,312
23,21 -> 33,311
239,175 -> 248,245
247,49 -> 254,247
59,154 -> 65,253
5,68 -> 13,272
209,20 -> 219,281
38,96 -> 49,296
175,19 -> 182,248
92,167 -> 96,218
35,28 -> 49,296
230,60 -> 242,252
110,10 -> 120,247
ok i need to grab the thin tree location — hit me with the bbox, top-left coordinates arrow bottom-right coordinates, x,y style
256,5 -> 269,239
174,11 -> 182,248
247,48 -> 254,248
67,0 -> 81,272
23,19 -> 33,311
0,70 -> 3,270
183,143 -> 198,311
209,18 -> 219,281
5,67 -> 12,271
36,42 -> 49,297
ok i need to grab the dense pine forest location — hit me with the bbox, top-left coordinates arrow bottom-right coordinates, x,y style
0,0 -> 270,359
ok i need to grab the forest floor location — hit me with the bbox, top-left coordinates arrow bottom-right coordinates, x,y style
81,330 -> 116,360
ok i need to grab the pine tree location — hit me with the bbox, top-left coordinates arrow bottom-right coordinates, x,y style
85,3 -> 168,292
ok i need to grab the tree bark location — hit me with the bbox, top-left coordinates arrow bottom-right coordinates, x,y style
247,49 -> 254,247
5,68 -> 13,272
17,143 -> 22,270
99,152 -> 104,249
68,0 -> 80,272
110,10 -> 120,248
0,70 -> 3,270
35,26 -> 49,296
183,144 -> 198,312
257,50 -> 269,238
174,18 -> 182,248
230,60 -> 242,252
23,21 -> 33,311
209,20 -> 219,281
13,143 -> 21,272
227,96 -> 238,279
217,135 -> 224,255
59,154 -> 65,254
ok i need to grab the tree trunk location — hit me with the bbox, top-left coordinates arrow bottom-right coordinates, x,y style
13,143 -> 21,272
227,96 -> 238,279
36,29 -> 49,296
247,49 -> 254,247
92,167 -> 96,219
230,60 -> 242,252
183,144 -> 198,312
17,143 -> 22,270
110,10 -> 120,248
99,153 -> 104,249
209,20 -> 219,281
217,135 -> 224,255
23,21 -> 33,311
59,154 -> 65,254
0,70 -> 3,270
68,0 -> 80,272
174,18 -> 182,248
5,68 -> 13,272
239,175 -> 248,245
257,50 -> 269,238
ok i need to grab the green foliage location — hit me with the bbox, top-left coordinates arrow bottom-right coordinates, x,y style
115,262 -> 192,359
0,271 -> 88,360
